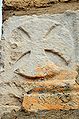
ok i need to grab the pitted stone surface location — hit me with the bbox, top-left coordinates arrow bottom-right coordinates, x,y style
4,20 -> 74,78
2,11 -> 79,79
0,11 -> 79,114
4,0 -> 78,9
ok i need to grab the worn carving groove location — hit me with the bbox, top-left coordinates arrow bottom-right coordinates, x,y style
18,26 -> 31,40
45,49 -> 69,65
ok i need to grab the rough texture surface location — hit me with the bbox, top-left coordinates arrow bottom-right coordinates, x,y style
4,0 -> 79,9
3,1 -> 79,21
3,16 -> 77,78
4,0 -> 59,8
2,11 -> 79,78
1,109 -> 79,119
0,11 -> 79,118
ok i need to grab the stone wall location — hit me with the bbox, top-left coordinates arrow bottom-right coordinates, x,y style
1,0 -> 79,119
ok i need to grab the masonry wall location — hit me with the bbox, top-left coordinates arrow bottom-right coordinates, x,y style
1,0 -> 79,119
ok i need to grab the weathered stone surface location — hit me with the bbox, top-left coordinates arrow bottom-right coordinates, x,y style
2,11 -> 79,78
0,11 -> 79,115
23,92 -> 79,111
2,110 -> 79,119
1,109 -> 79,119
22,70 -> 79,111
4,0 -> 78,10
4,0 -> 59,9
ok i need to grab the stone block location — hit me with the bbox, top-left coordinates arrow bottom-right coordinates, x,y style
4,0 -> 59,9
1,11 -> 79,113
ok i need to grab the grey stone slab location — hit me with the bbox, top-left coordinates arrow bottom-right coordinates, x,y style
1,10 -> 79,79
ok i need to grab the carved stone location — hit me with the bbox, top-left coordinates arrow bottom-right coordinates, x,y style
0,11 -> 79,113
2,12 -> 78,78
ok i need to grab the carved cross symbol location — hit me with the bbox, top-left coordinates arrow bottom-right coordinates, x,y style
11,19 -> 73,78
